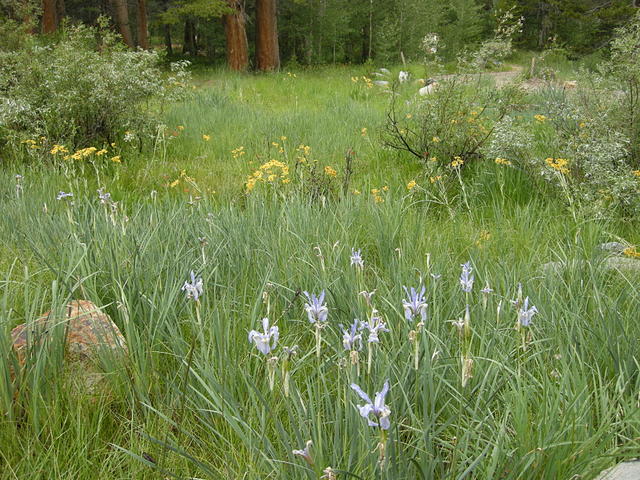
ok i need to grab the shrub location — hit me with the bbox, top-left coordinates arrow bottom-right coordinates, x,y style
0,18 -> 190,152
383,76 -> 523,177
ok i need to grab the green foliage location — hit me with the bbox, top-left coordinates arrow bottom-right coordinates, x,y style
158,0 -> 231,25
0,19 -> 190,150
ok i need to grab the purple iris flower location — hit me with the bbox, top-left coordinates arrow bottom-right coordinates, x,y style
402,285 -> 428,322
350,380 -> 391,430
518,297 -> 538,327
303,290 -> 328,324
361,310 -> 389,343
248,317 -> 279,355
350,248 -> 364,268
182,271 -> 203,301
341,319 -> 362,351
460,261 -> 474,293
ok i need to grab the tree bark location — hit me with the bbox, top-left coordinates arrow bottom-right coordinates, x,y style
164,24 -> 173,55
183,19 -> 197,55
223,0 -> 249,71
42,0 -> 57,34
110,0 -> 134,48
256,0 -> 280,71
137,0 -> 149,49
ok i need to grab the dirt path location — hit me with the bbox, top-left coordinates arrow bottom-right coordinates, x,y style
436,64 -> 524,87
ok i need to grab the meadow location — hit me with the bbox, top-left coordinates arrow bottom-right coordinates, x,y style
1,61 -> 640,480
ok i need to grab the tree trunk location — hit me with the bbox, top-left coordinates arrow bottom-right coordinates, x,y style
111,0 -> 134,48
223,0 -> 249,71
183,19 -> 196,55
256,0 -> 280,71
42,0 -> 57,34
164,24 -> 173,55
137,0 -> 149,49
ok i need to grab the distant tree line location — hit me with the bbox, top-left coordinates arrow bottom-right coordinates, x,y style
2,0 -> 639,70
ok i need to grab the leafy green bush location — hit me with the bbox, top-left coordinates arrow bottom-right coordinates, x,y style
0,18 -> 190,150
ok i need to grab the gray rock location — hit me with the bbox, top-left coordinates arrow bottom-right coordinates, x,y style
598,242 -> 627,255
597,460 -> 640,480
541,257 -> 640,275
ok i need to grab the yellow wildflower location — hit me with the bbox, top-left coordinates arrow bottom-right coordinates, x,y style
202,134 -> 211,141
353,189 -> 361,195
534,114 -> 547,123
432,136 -> 440,143
545,157 -> 569,175
429,176 -> 442,184
450,156 -> 464,168
623,247 -> 640,259
282,178 -> 291,184
495,157 -> 512,166
280,136 -> 287,141
50,144 -> 69,155
324,166 -> 337,177
632,170 -> 640,177
382,185 -> 389,192
177,125 -> 185,131
170,179 -> 180,188
361,128 -> 367,137
374,195 -> 384,204
406,114 -> 413,119
371,188 -> 380,194
407,180 -> 417,190
111,155 -> 122,163
95,149 -> 108,156
579,122 -> 586,128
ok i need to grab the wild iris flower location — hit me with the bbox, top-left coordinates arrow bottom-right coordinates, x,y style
350,248 -> 364,268
362,310 -> 389,343
303,290 -> 328,324
182,271 -> 203,301
402,285 -> 428,322
56,191 -> 73,200
292,440 -> 314,465
341,319 -> 362,351
518,297 -> 538,327
460,261 -> 474,293
350,380 -> 391,430
248,317 -> 279,355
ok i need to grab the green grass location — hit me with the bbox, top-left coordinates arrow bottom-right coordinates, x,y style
1,64 -> 640,479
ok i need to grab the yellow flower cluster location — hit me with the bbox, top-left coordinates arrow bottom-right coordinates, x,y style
545,157 -> 569,175
22,139 -> 40,149
429,175 -> 442,184
495,157 -> 512,166
534,114 -> 547,123
407,180 -> 417,190
231,146 -> 246,159
475,230 -> 491,247
324,166 -> 337,177
287,72 -> 297,78
450,156 -> 464,168
432,136 -> 440,143
351,76 -> 373,88
623,247 -> 640,259
246,159 -> 290,192
632,170 -> 640,177
64,147 -> 97,160
370,186 -> 388,203
202,134 -> 211,141
50,144 -> 69,155
361,128 -> 367,137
